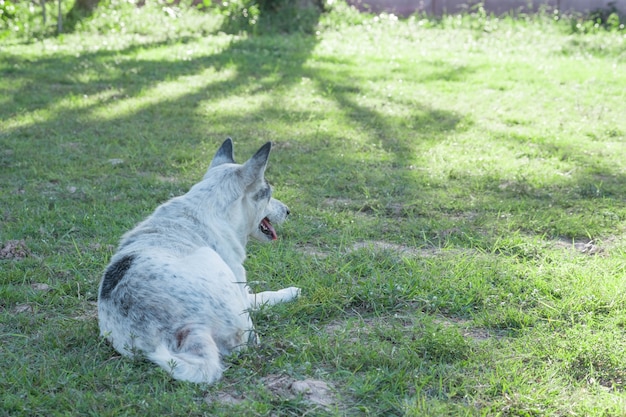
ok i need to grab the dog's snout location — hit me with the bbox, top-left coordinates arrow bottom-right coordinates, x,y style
286,207 -> 291,216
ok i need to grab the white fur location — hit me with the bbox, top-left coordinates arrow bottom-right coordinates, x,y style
97,139 -> 300,383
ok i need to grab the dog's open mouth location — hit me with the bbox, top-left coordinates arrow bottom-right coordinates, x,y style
260,217 -> 278,240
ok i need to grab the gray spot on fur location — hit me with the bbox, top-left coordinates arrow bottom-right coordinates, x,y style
119,292 -> 133,317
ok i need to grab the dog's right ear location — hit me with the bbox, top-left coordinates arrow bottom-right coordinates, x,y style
241,141 -> 271,186
208,138 -> 236,171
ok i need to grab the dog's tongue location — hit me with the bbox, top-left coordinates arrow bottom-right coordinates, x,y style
261,218 -> 278,240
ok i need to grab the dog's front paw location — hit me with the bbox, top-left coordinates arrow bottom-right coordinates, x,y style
250,287 -> 302,308
281,286 -> 301,301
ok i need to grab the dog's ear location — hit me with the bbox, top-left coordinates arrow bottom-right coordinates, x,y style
241,142 -> 272,185
208,138 -> 236,171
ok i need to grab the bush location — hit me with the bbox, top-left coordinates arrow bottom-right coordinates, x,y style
219,0 -> 324,34
564,3 -> 625,34
0,0 -> 19,38
0,0 -> 17,22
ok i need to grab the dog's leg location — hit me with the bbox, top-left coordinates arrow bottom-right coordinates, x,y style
249,287 -> 301,309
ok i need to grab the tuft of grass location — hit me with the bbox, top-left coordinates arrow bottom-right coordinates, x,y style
1,2 -> 626,415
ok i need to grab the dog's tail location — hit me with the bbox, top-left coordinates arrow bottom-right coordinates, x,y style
148,325 -> 223,384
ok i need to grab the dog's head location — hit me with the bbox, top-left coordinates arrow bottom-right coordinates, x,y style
203,138 -> 290,243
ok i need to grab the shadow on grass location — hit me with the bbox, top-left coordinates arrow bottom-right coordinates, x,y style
1,20 -> 624,244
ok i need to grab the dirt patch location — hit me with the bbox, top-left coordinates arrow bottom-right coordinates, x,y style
322,198 -> 409,218
349,240 -> 443,258
296,240 -> 456,260
290,379 -> 334,407
553,238 -> 615,256
262,374 -> 335,408
326,314 -> 500,344
296,239 -> 473,260
324,316 -> 385,344
296,243 -> 330,259
205,391 -> 246,406
206,375 -> 335,408
433,316 -> 500,342
31,283 -> 52,292
350,240 -> 420,256
0,240 -> 31,260
573,241 -> 603,255
322,197 -> 354,208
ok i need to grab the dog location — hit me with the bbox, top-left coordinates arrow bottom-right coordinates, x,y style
97,138 -> 300,383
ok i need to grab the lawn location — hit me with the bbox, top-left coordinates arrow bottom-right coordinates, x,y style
1,2 -> 626,415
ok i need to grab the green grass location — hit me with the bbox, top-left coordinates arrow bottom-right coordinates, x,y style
1,2 -> 626,416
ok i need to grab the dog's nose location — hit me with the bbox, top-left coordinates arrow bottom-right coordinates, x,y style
286,207 -> 291,216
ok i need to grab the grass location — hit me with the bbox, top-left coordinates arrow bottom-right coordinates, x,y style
1,2 -> 626,415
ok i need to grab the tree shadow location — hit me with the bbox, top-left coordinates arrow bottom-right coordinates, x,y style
2,16 -> 624,247
0,31 -> 319,142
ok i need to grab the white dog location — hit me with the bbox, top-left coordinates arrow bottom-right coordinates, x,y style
97,138 -> 300,383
